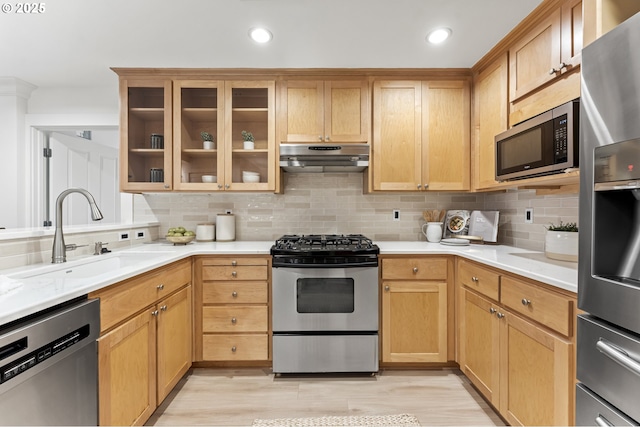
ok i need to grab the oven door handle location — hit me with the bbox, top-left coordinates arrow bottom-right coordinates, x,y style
596,339 -> 640,377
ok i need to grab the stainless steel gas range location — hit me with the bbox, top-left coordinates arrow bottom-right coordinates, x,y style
270,234 -> 380,374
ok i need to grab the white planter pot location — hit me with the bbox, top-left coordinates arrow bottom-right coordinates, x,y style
545,230 -> 578,262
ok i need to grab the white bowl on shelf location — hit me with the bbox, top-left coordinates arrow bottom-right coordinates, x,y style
202,175 -> 217,183
242,174 -> 260,183
242,170 -> 259,176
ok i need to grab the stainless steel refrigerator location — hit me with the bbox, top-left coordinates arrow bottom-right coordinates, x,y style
577,10 -> 640,426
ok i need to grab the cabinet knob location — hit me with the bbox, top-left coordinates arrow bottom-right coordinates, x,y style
384,285 -> 390,292
231,260 -> 237,266
156,284 -> 165,290
217,184 -> 223,189
558,62 -> 567,70
471,276 -> 478,283
163,184 -> 170,189
231,271 -> 237,277
326,136 -> 330,141
160,305 -> 167,311
521,298 -> 531,306
496,312 -> 505,319
318,135 -> 323,141
549,67 -> 557,75
417,184 -> 422,189
225,184 -> 230,189
231,317 -> 237,324
231,346 -> 237,353
489,307 -> 497,314
424,183 -> 429,189
151,310 -> 159,317
232,291 -> 238,298
413,267 -> 418,273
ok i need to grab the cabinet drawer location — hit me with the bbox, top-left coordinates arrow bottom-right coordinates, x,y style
382,258 -> 447,280
501,275 -> 571,336
202,334 -> 268,361
203,306 -> 268,332
202,265 -> 268,281
93,259 -> 191,333
203,282 -> 268,304
458,259 -> 500,301
202,257 -> 269,267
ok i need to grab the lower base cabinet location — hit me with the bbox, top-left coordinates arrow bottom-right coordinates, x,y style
459,287 -> 573,426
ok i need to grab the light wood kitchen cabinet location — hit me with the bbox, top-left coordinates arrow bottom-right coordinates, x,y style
119,79 -> 173,192
279,80 -> 369,143
472,54 -> 509,190
372,79 -> 470,192
194,256 -> 270,362
380,257 -> 450,363
91,259 -> 192,426
457,259 -> 575,426
173,80 -> 276,191
508,0 -> 582,103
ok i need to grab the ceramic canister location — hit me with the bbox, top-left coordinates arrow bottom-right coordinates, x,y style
216,214 -> 235,241
195,223 -> 215,242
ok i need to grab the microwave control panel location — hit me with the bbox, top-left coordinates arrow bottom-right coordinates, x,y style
553,114 -> 568,163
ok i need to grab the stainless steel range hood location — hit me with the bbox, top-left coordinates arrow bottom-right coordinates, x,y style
279,144 -> 370,172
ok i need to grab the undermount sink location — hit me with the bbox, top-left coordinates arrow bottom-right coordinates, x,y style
11,253 -> 159,280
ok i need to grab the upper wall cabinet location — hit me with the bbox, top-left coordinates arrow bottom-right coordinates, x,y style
509,0 -> 582,103
119,79 -> 173,192
279,80 -> 369,143
472,54 -> 509,191
173,80 -> 276,192
372,80 -> 470,192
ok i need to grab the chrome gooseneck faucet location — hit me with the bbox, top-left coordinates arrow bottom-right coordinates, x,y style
51,188 -> 103,263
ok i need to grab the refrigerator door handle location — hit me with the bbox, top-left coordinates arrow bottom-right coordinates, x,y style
595,415 -> 614,427
596,339 -> 640,377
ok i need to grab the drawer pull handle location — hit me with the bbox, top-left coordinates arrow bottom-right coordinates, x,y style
232,291 -> 238,298
521,298 -> 531,306
231,260 -> 237,266
151,310 -> 159,317
413,267 -> 418,273
232,271 -> 237,277
489,307 -> 497,314
231,346 -> 237,353
157,284 -> 164,290
231,317 -> 237,324
596,339 -> 640,377
471,276 -> 478,283
496,312 -> 505,319
384,285 -> 390,292
595,415 -> 614,427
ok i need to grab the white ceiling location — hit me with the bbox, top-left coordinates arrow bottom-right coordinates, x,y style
0,0 -> 542,90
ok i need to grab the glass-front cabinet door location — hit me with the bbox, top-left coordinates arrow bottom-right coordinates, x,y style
224,81 -> 275,191
120,79 -> 172,192
173,80 -> 224,191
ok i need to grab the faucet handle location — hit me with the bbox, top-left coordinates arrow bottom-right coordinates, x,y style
65,243 -> 88,251
94,241 -> 110,255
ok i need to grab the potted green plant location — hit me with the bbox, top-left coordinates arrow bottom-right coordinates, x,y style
201,131 -> 215,150
241,130 -> 255,149
545,221 -> 578,262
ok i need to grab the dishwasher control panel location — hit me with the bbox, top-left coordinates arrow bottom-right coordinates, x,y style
0,324 -> 90,384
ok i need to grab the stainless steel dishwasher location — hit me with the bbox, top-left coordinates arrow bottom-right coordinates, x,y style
0,297 -> 100,426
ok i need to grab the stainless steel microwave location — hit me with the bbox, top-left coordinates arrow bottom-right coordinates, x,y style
495,99 -> 579,181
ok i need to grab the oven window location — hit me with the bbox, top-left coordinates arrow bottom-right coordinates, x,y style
296,278 -> 355,313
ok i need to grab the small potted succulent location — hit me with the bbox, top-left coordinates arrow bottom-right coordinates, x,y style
545,221 -> 579,262
201,131 -> 215,150
241,130 -> 255,150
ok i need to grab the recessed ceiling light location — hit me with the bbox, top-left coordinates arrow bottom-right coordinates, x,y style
249,27 -> 273,44
426,27 -> 452,45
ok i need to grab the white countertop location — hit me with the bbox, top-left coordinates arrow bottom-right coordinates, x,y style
0,241 -> 577,326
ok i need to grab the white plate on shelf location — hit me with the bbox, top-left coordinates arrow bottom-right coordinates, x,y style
440,238 -> 470,246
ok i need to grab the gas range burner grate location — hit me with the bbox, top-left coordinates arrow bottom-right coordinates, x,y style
271,234 -> 379,267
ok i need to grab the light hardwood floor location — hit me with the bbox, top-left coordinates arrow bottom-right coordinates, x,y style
147,368 -> 505,426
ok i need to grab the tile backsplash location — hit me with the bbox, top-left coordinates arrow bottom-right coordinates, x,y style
0,174 -> 579,270
135,173 -> 579,251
